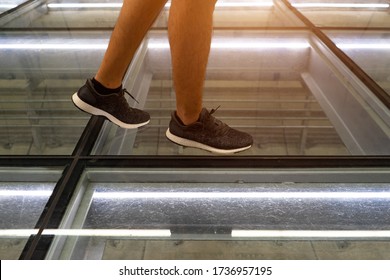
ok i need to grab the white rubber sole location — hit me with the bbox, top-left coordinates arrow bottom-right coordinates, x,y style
72,92 -> 150,129
166,128 -> 251,154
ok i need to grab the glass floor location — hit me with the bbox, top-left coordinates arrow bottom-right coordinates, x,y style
0,0 -> 389,260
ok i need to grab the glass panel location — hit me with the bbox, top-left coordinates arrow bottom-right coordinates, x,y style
1,0 -> 389,262
0,168 -> 62,259
212,0 -> 305,28
0,31 -> 111,155
0,1 -> 27,14
2,0 -> 305,29
8,0 -> 121,29
290,0 -> 390,28
46,168 -> 390,260
325,30 -> 390,95
93,30 -> 390,156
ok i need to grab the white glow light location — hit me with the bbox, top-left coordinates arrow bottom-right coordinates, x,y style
47,3 -> 122,9
47,2 -> 274,9
47,2 -> 389,10
0,41 -> 310,50
148,41 -> 310,49
2,42 -> 388,50
0,229 -> 171,237
292,3 -> 390,9
216,2 -> 274,8
0,43 -> 108,50
0,5 -> 17,9
46,1 -> 390,9
232,230 -> 390,238
337,43 -> 390,50
0,190 -> 52,197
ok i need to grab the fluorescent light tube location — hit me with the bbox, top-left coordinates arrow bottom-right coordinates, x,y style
47,3 -> 122,9
149,41 -> 310,49
0,190 -> 52,197
292,3 -> 389,9
0,229 -> 171,237
48,2 -> 274,9
0,5 -> 17,9
0,41 -> 310,50
232,230 -> 390,238
47,2 -> 389,10
337,43 -> 390,50
0,43 -> 108,50
1,42 -> 388,50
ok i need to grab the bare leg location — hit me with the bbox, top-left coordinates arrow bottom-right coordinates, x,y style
168,0 -> 217,125
95,0 -> 168,89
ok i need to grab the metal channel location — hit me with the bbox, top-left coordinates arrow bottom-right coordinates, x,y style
87,182 -> 390,232
72,167 -> 390,234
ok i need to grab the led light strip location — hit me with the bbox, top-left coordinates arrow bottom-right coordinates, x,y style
46,2 -> 389,9
1,229 -> 389,239
0,43 -> 108,50
337,43 -> 390,50
47,3 -> 122,9
1,41 -> 389,50
232,230 -> 390,238
0,41 -> 310,50
47,2 -> 274,9
0,5 -> 17,9
0,229 -> 171,237
93,191 -> 390,199
292,3 -> 390,9
149,41 -> 310,49
186,1 -> 274,8
0,190 -> 52,197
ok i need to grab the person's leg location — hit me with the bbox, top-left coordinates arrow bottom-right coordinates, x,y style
168,0 -> 217,125
166,0 -> 253,154
95,0 -> 168,89
72,0 -> 167,128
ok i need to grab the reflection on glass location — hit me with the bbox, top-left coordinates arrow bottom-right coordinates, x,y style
291,1 -> 389,9
97,31 -> 390,156
2,0 -> 303,28
46,169 -> 390,260
326,31 -> 390,95
290,0 -> 390,28
0,1 -> 25,14
0,32 -> 110,155
0,176 -> 57,259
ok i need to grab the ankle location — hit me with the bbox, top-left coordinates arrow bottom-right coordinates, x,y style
92,77 -> 122,95
176,111 -> 200,126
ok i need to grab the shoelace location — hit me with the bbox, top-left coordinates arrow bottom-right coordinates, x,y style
123,88 -> 139,104
208,106 -> 231,135
209,105 -> 221,115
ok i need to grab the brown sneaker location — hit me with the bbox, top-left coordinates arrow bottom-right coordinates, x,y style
72,79 -> 150,129
166,107 -> 253,154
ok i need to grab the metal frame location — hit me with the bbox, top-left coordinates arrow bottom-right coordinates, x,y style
0,0 -> 389,260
